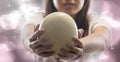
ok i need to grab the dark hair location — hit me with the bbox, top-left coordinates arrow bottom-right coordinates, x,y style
45,0 -> 90,37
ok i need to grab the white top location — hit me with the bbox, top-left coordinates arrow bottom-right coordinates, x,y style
88,15 -> 110,35
22,14 -> 110,62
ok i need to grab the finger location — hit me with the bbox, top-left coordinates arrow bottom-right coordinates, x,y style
72,37 -> 83,48
58,48 -> 83,60
78,29 -> 84,38
30,43 -> 53,51
74,47 -> 83,55
66,44 -> 80,55
58,53 -> 69,60
34,46 -> 54,54
29,38 -> 52,49
37,51 -> 55,57
78,30 -> 81,39
34,24 -> 40,32
29,29 -> 44,42
29,39 -> 42,49
58,48 -> 76,60
78,29 -> 84,36
66,44 -> 83,56
61,48 -> 74,57
34,46 -> 53,53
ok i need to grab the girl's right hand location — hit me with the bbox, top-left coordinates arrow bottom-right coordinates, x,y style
29,24 -> 55,57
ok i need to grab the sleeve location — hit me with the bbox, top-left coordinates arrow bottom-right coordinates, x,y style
21,23 -> 35,52
21,12 -> 44,52
89,16 -> 111,33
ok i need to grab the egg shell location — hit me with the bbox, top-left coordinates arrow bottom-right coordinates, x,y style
40,12 -> 78,55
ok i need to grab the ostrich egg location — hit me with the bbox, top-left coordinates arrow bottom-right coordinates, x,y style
40,12 -> 78,56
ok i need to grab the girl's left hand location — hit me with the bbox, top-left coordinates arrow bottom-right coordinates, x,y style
58,37 -> 84,60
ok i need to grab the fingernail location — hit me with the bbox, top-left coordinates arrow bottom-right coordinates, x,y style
72,37 -> 77,41
37,30 -> 44,34
40,29 -> 44,33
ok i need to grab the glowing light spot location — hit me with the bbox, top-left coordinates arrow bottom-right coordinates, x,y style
0,43 -> 10,51
101,53 -> 109,60
8,2 -> 12,9
0,43 -> 14,62
106,17 -> 120,28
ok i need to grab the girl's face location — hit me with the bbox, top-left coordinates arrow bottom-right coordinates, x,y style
53,0 -> 84,17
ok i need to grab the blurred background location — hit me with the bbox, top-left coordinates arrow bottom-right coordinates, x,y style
0,0 -> 120,62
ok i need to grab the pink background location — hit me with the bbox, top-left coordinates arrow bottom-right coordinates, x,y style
0,0 -> 120,62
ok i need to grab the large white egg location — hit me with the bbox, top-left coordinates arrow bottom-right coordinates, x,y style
40,12 -> 78,56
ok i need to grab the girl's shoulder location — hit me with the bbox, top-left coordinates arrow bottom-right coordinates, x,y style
88,14 -> 102,23
88,14 -> 111,34
23,12 -> 45,36
25,12 -> 45,24
88,14 -> 110,25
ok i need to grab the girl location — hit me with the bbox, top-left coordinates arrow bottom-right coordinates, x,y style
25,0 -> 111,62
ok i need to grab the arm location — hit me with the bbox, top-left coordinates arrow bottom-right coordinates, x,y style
80,26 -> 110,54
56,26 -> 111,60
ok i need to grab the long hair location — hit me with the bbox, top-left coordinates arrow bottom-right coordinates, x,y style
45,0 -> 90,37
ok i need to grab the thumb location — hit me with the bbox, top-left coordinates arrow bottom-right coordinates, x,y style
34,24 -> 40,32
78,29 -> 84,39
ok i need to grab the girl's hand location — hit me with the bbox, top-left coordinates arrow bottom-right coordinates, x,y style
29,24 -> 54,57
58,29 -> 84,60
58,37 -> 83,60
